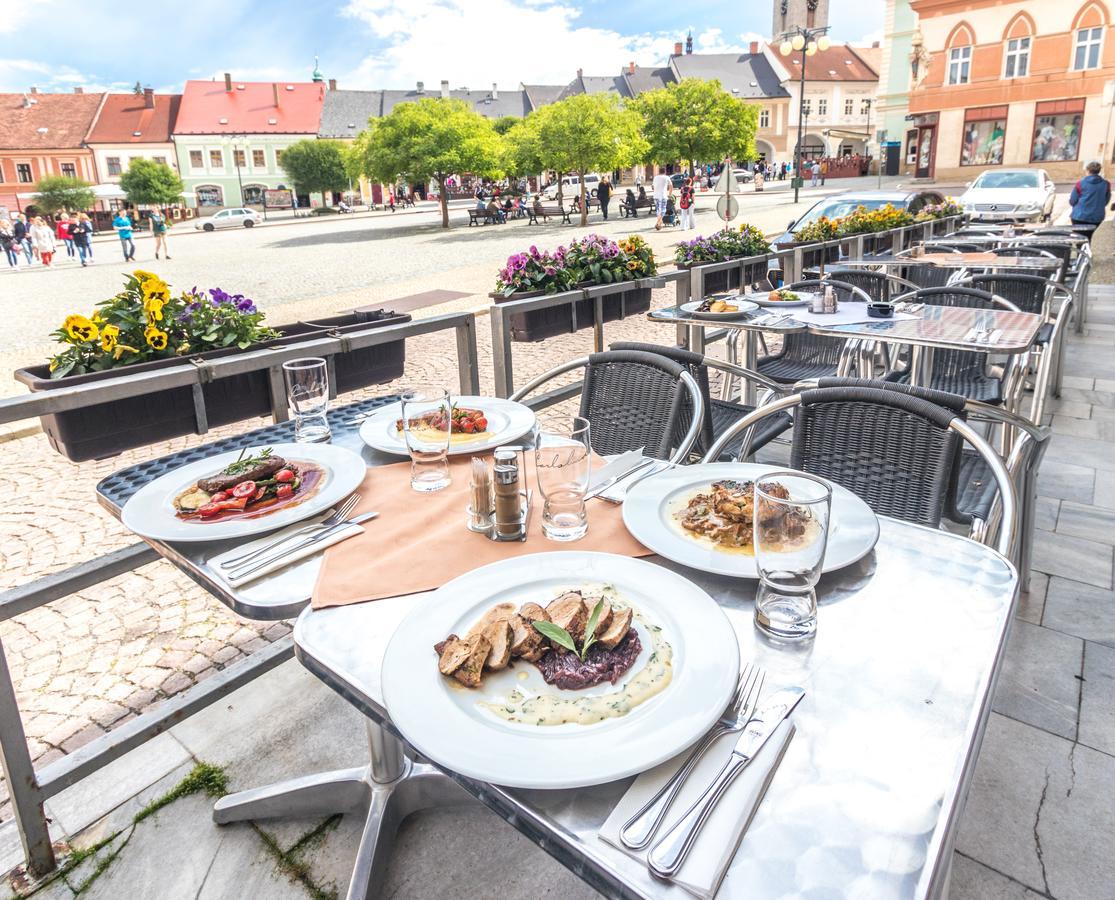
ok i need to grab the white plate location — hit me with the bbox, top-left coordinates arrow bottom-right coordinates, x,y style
751,291 -> 815,308
381,552 -> 739,789
680,298 -> 760,320
122,443 -> 366,543
359,395 -> 536,457
622,463 -> 880,579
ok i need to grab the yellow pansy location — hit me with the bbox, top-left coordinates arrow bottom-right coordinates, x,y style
626,260 -> 639,270
64,314 -> 99,342
132,269 -> 158,282
144,326 -> 168,351
99,324 -> 120,352
143,295 -> 166,322
113,343 -> 140,360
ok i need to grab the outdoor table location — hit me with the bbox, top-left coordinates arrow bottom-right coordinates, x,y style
937,233 -> 1088,247
96,397 -> 1019,899
839,253 -> 1062,272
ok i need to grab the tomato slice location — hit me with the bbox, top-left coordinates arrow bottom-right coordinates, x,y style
252,486 -> 267,502
475,417 -> 488,431
217,497 -> 248,511
275,469 -> 295,483
209,491 -> 228,503
276,484 -> 294,500
197,503 -> 222,518
231,480 -> 257,498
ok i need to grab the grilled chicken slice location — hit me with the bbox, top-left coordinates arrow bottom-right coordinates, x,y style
435,634 -> 472,676
582,596 -> 613,636
518,602 -> 550,624
508,613 -> 547,662
483,620 -> 513,671
452,636 -> 491,688
595,607 -> 633,649
547,592 -> 588,643
465,602 -> 516,641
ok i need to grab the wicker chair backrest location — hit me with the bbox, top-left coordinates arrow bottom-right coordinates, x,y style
965,274 -> 1047,315
825,268 -> 892,302
908,287 -> 999,380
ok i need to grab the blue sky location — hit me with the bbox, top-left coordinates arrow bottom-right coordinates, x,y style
0,0 -> 883,94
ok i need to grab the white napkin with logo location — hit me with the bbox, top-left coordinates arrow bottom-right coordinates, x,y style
599,720 -> 795,899
790,306 -> 919,326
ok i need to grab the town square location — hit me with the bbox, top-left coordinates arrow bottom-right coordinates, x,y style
0,0 -> 1114,898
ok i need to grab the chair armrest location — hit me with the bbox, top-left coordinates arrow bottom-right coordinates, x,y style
508,356 -> 589,403
701,359 -> 795,395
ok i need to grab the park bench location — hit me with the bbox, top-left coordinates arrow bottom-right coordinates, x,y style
619,198 -> 653,218
467,208 -> 506,226
527,205 -> 572,225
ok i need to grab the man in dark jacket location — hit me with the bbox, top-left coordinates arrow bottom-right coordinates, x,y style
1069,160 -> 1111,242
597,177 -> 612,219
12,214 -> 32,264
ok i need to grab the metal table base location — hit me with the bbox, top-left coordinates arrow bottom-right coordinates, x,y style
213,722 -> 473,900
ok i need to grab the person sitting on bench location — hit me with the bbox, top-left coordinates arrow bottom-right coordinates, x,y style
624,188 -> 637,213
486,198 -> 506,223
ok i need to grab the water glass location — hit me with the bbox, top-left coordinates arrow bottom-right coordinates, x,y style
534,416 -> 591,541
753,472 -> 832,640
282,358 -> 331,443
400,387 -> 452,492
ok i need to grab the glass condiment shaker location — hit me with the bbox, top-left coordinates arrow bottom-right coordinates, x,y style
810,289 -> 825,314
823,285 -> 837,314
492,446 -> 527,541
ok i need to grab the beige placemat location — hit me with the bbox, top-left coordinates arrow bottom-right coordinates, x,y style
311,456 -> 652,609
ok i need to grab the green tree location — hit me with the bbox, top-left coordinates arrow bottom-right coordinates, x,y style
119,158 -> 185,207
502,113 -> 545,179
347,98 -> 503,228
536,94 -> 646,225
492,115 -> 520,135
279,139 -> 349,199
32,175 -> 95,215
633,78 -> 759,174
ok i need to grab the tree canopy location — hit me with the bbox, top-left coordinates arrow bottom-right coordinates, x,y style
492,115 -> 520,135
118,158 -> 185,207
535,94 -> 646,224
501,113 -> 545,179
347,98 -> 503,228
634,78 -> 759,172
279,139 -> 349,198
32,176 -> 95,215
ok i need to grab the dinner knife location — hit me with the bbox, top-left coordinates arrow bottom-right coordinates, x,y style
647,687 -> 805,878
586,458 -> 654,501
586,449 -> 645,493
227,511 -> 379,579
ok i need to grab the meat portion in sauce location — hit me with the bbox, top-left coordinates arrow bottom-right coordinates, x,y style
173,449 -> 325,523
677,479 -> 805,549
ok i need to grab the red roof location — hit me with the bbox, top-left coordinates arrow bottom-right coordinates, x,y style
87,93 -> 181,144
0,92 -> 105,150
767,43 -> 880,82
174,80 -> 325,135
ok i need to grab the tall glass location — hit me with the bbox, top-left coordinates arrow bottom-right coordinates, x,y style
282,358 -> 331,443
753,472 -> 832,639
400,387 -> 452,492
534,417 -> 591,541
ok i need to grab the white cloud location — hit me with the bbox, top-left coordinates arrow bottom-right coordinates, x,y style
0,3 -> 51,36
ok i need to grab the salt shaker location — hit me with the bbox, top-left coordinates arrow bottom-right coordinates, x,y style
823,285 -> 837,314
810,290 -> 825,314
492,446 -> 526,541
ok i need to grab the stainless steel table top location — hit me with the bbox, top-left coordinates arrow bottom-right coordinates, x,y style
840,254 -> 1061,271
648,306 -> 808,333
295,520 -> 1017,900
810,305 -> 1042,354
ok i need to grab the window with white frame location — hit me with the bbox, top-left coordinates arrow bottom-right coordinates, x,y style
1004,36 -> 1030,77
817,98 -> 828,116
252,149 -> 265,168
1074,26 -> 1103,70
948,45 -> 972,84
844,98 -> 854,116
60,162 -> 76,178
759,108 -> 770,128
860,98 -> 871,115
106,157 -> 122,176
189,150 -> 203,169
802,98 -> 812,116
16,163 -> 32,183
209,149 -> 223,168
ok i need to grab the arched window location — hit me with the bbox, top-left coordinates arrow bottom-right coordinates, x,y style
1003,14 -> 1034,78
241,184 -> 266,205
946,23 -> 975,85
1072,3 -> 1108,70
195,185 -> 223,207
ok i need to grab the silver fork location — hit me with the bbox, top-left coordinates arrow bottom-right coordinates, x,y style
217,494 -> 360,569
619,663 -> 765,850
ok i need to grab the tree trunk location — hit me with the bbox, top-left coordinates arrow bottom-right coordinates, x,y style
556,172 -> 564,206
437,175 -> 449,228
579,169 -> 588,227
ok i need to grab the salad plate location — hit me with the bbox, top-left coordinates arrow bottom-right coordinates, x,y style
751,289 -> 814,308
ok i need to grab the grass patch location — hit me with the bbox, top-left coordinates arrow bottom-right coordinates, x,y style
253,816 -> 341,900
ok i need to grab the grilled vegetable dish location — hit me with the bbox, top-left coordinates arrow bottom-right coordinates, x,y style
767,289 -> 801,302
677,478 -> 807,550
173,448 -> 323,521
396,405 -> 488,436
696,297 -> 741,313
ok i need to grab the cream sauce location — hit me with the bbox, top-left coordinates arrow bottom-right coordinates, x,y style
397,423 -> 488,446
478,605 -> 673,727
667,487 -> 821,556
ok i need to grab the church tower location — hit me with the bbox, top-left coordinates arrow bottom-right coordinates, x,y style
773,0 -> 830,37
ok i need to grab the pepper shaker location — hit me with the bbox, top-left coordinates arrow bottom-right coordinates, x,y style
492,446 -> 527,541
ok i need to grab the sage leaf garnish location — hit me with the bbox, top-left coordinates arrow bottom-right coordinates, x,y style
532,620 -> 578,655
580,599 -> 606,660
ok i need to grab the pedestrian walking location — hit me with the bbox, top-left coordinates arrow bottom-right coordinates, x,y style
1068,159 -> 1111,242
69,214 -> 93,266
149,209 -> 171,259
12,214 -> 32,264
113,210 -> 136,261
597,177 -> 612,220
0,220 -> 18,269
652,170 -> 672,231
678,177 -> 696,230
810,161 -> 821,187
30,216 -> 55,266
820,160 -> 828,186
55,213 -> 75,259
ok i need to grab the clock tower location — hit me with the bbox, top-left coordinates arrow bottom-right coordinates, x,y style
773,0 -> 830,37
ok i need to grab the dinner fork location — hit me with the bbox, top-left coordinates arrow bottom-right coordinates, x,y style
619,663 -> 765,850
216,494 -> 360,569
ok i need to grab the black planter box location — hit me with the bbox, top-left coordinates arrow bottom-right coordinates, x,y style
15,310 -> 410,462
492,284 -> 652,343
678,262 -> 740,295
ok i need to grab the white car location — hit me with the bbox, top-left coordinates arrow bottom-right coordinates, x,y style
543,174 -> 601,200
959,169 -> 1056,222
196,208 -> 263,231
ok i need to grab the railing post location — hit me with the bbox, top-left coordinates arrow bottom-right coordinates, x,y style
0,638 -> 55,877
689,268 -> 705,355
267,365 -> 289,424
675,270 -> 690,349
592,291 -> 604,353
490,303 -> 514,399
454,316 -> 481,395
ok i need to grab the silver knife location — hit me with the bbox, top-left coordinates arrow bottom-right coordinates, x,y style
227,511 -> 379,579
586,449 -> 645,493
586,458 -> 654,500
647,687 -> 805,878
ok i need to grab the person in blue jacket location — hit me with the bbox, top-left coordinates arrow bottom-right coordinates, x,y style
1069,159 -> 1111,242
112,211 -> 136,261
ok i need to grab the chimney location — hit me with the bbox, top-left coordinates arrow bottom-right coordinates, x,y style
492,82 -> 498,100
73,86 -> 84,94
577,68 -> 583,78
440,79 -> 450,98
750,41 -> 759,54
416,81 -> 424,93
143,87 -> 154,109
872,41 -> 880,48
328,78 -> 337,91
673,42 -> 683,56
29,86 -> 37,94
629,61 -> 635,74
273,83 -> 280,107
224,72 -> 232,92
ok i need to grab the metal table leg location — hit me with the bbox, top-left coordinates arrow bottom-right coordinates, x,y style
213,721 -> 473,899
739,331 -> 759,407
909,345 -> 935,388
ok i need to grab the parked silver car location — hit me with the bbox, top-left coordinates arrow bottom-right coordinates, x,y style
195,208 -> 263,231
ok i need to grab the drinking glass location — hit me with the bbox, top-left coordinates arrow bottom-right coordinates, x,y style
534,416 -> 591,541
400,387 -> 452,492
753,472 -> 832,639
282,358 -> 331,443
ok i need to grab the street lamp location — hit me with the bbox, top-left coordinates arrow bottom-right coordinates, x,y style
780,25 -> 831,203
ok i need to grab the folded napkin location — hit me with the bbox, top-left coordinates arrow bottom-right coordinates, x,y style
595,459 -> 671,503
599,720 -> 795,900
789,306 -> 919,326
587,449 -> 645,493
209,513 -> 365,587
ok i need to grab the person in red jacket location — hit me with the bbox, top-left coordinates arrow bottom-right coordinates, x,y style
55,213 -> 75,260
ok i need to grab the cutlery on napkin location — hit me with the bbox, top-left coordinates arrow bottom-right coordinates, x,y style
587,449 -> 645,493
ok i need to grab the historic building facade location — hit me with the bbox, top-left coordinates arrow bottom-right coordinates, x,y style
907,0 -> 1115,180
876,0 -> 921,174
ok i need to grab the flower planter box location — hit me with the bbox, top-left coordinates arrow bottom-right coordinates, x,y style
491,284 -> 651,343
774,240 -> 841,276
14,310 -> 410,462
677,262 -> 740,295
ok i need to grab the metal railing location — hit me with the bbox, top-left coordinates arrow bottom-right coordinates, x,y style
0,312 -> 479,877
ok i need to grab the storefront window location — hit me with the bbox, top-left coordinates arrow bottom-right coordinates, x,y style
1031,100 -> 1084,162
196,185 -> 223,207
961,108 -> 1007,166
242,185 -> 265,205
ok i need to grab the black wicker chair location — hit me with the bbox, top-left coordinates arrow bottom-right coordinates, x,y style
509,350 -> 703,462
896,246 -> 958,289
884,286 -> 1017,405
824,268 -> 918,303
754,279 -> 872,384
702,378 -> 1018,561
609,341 -> 794,460
1021,242 -> 1072,283
924,241 -> 983,252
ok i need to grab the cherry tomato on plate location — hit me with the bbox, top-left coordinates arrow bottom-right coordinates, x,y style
209,491 -> 228,503
198,503 -> 222,518
275,469 -> 295,483
475,417 -> 488,430
276,484 -> 294,500
231,480 -> 257,499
